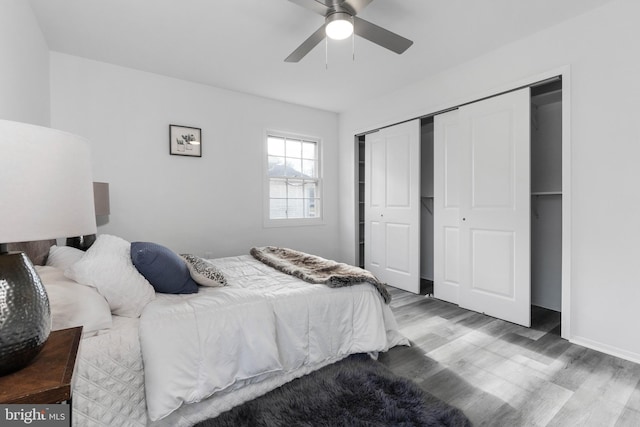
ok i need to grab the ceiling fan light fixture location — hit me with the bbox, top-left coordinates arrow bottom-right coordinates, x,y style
325,12 -> 353,40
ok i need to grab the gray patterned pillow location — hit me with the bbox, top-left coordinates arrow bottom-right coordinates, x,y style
180,254 -> 227,287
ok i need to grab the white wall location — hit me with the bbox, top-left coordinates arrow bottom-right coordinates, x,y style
339,0 -> 640,361
0,0 -> 49,125
50,53 -> 340,259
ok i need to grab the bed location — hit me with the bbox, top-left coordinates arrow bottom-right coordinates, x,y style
14,235 -> 408,427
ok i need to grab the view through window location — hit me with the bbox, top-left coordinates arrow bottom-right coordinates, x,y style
267,132 -> 321,221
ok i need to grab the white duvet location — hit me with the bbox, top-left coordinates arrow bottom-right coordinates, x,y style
140,255 -> 407,422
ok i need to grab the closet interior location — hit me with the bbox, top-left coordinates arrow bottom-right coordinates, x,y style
357,136 -> 365,269
356,78 -> 563,329
419,118 -> 434,295
530,81 -> 563,329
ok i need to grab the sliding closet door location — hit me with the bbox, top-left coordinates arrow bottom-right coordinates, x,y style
458,88 -> 531,327
365,120 -> 420,294
434,109 -> 461,304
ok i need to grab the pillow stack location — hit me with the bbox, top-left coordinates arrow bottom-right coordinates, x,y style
40,235 -> 230,337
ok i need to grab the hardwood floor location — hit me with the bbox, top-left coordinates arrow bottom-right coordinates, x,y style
379,287 -> 640,426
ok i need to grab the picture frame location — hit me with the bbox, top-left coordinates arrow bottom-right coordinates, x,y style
169,125 -> 202,157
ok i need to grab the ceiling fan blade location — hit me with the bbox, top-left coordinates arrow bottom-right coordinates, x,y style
354,16 -> 413,54
342,0 -> 373,15
288,0 -> 330,16
285,25 -> 327,62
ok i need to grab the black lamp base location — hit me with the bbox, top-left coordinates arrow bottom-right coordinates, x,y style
67,234 -> 97,251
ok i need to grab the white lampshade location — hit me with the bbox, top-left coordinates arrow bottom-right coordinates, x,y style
326,12 -> 354,40
0,120 -> 97,243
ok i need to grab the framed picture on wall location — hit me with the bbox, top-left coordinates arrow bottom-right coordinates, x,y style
170,125 -> 202,157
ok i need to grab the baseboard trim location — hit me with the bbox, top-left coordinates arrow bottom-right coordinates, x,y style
570,335 -> 640,365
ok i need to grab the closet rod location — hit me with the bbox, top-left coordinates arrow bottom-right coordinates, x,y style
531,191 -> 562,196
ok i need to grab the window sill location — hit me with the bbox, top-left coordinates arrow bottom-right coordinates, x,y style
263,218 -> 325,228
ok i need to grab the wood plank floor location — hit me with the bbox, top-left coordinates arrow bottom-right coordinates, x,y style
378,287 -> 640,426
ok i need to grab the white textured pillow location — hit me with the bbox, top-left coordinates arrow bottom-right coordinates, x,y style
65,234 -> 156,318
46,245 -> 85,270
36,265 -> 112,337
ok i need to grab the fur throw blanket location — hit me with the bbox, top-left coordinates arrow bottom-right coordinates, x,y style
250,246 -> 391,304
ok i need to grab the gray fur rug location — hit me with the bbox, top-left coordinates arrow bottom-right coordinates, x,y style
194,353 -> 471,427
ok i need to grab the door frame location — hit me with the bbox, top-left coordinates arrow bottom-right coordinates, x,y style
354,66 -> 572,340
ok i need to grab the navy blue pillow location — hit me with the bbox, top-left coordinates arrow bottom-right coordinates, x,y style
130,241 -> 198,294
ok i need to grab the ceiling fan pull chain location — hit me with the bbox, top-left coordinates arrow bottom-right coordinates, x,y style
325,36 -> 329,70
352,15 -> 355,61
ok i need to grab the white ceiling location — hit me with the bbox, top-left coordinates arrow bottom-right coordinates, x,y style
29,0 -> 614,113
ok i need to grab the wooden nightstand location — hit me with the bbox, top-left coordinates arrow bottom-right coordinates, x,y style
0,326 -> 82,404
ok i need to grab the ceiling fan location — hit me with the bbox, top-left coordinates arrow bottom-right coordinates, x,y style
285,0 -> 413,62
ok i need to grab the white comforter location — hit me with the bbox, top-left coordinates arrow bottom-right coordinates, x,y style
140,255 -> 407,422
74,316 -> 146,427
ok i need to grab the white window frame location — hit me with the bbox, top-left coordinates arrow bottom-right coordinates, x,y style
263,129 -> 324,228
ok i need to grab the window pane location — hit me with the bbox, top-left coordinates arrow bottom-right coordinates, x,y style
270,199 -> 287,219
287,180 -> 304,198
302,159 -> 316,177
286,139 -> 302,159
266,132 -> 321,222
302,142 -> 316,159
268,156 -> 285,176
286,158 -> 303,177
269,179 -> 287,198
287,198 -> 304,219
303,182 -> 317,199
305,198 -> 320,218
268,137 -> 285,156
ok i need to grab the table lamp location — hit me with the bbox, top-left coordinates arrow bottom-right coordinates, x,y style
67,181 -> 110,250
0,119 -> 96,376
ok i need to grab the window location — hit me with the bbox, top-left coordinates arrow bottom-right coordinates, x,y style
265,131 -> 322,225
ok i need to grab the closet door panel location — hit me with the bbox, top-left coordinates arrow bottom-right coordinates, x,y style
471,229 -> 514,297
369,221 -> 383,268
386,223 -> 411,274
369,140 -> 386,208
444,227 -> 460,284
434,110 -> 461,304
386,135 -> 412,207
471,112 -> 514,208
364,120 -> 420,294
458,88 -> 531,327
